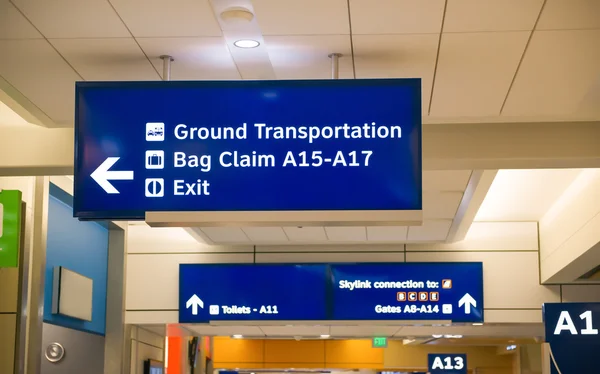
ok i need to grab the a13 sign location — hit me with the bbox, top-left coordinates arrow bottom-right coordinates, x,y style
428,354 -> 467,374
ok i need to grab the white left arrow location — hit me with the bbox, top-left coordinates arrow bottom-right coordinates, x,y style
91,157 -> 134,194
186,294 -> 204,316
458,293 -> 477,314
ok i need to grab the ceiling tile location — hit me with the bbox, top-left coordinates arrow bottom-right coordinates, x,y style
423,170 -> 472,192
367,226 -> 408,242
407,220 -> 452,241
200,227 -> 250,243
50,38 -> 159,81
329,325 -> 401,337
109,0 -> 221,37
253,0 -> 349,35
137,38 -> 240,80
242,227 -> 289,242
282,227 -> 327,241
423,191 -> 463,219
257,244 -> 404,252
11,0 -> 130,38
444,0 -> 543,32
324,227 -> 367,242
0,39 -> 79,124
350,0 -> 445,34
502,30 -> 600,117
259,325 -> 330,336
0,1 -> 42,39
264,35 -> 353,79
537,0 -> 600,30
353,34 -> 439,115
430,32 -> 529,117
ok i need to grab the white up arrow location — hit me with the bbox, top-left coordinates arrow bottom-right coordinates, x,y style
90,157 -> 134,194
458,293 -> 476,314
186,294 -> 204,316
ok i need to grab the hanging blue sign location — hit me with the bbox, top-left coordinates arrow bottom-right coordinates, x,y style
330,263 -> 483,323
543,302 -> 600,374
73,79 -> 422,220
178,263 -> 483,323
179,264 -> 329,323
428,354 -> 467,374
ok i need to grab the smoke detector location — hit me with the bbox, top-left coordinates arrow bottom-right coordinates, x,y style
220,7 -> 254,25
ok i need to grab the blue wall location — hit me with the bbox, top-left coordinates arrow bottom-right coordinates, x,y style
44,184 -> 109,335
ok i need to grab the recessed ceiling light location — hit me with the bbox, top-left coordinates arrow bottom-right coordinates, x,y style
232,334 -> 243,339
320,334 -> 330,338
432,334 -> 443,338
234,39 -> 260,48
472,323 -> 484,326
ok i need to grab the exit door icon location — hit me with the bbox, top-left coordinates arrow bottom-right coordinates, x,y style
145,178 -> 164,197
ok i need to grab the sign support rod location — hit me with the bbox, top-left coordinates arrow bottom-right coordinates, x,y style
160,55 -> 174,81
328,53 -> 342,79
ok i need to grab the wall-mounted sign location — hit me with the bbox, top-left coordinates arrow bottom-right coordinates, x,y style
74,79 -> 422,223
179,263 -> 483,323
428,354 -> 467,374
45,342 -> 65,363
543,302 -> 599,374
0,189 -> 22,268
330,263 -> 483,323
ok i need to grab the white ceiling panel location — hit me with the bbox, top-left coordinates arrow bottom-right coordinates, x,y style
200,227 -> 250,243
444,0 -> 543,32
324,227 -> 367,242
257,245 -> 404,252
350,0 -> 445,35
282,227 -> 328,242
253,0 -> 349,35
50,38 -> 159,81
423,170 -> 472,192
353,34 -> 439,115
0,1 -> 41,39
366,226 -> 408,242
11,0 -> 130,38
430,32 -> 529,117
423,191 -> 462,219
330,325 -> 402,337
264,35 -> 353,79
0,39 -> 79,124
259,325 -> 331,336
109,0 -> 221,37
502,30 -> 600,117
242,227 -> 289,242
185,325 -> 265,337
537,0 -> 600,30
407,220 -> 452,241
137,38 -> 240,80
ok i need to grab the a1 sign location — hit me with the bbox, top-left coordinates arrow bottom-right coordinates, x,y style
428,354 -> 467,374
544,303 -> 600,374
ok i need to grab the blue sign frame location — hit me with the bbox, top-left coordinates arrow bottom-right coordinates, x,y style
179,262 -> 483,324
73,79 -> 422,220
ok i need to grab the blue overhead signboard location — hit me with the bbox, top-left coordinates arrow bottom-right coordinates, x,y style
73,79 -> 422,220
179,263 -> 483,323
428,354 -> 467,374
543,302 -> 600,374
178,264 -> 329,323
331,263 -> 483,322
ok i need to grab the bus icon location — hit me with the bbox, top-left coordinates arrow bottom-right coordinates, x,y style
146,123 -> 165,141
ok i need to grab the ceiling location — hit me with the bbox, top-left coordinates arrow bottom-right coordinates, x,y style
157,169 -> 474,244
1,0 -> 599,127
138,322 -> 543,341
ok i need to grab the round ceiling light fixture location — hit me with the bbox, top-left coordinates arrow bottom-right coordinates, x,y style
234,39 -> 260,49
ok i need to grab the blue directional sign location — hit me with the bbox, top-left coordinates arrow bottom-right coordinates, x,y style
330,263 -> 483,322
179,263 -> 483,323
74,79 -> 422,220
428,354 -> 467,374
543,303 -> 600,374
179,264 -> 329,323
